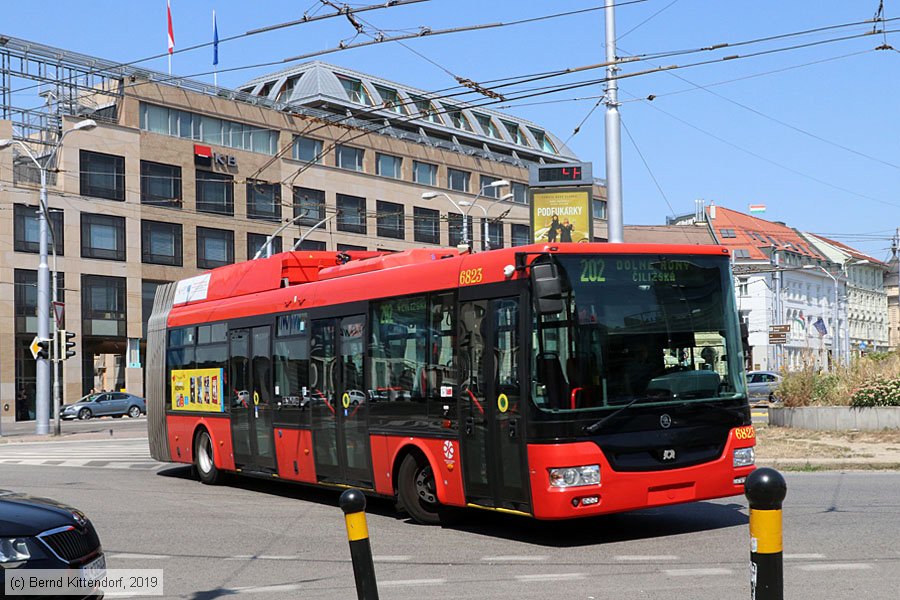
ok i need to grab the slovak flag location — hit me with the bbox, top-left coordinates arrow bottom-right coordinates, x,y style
167,0 -> 175,54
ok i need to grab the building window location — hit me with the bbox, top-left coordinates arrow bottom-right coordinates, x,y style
196,227 -> 234,269
511,224 -> 531,247
511,182 -> 528,204
376,153 -> 402,179
246,180 -> 282,222
248,232 -> 282,260
448,168 -> 470,193
335,145 -> 364,171
82,275 -> 126,337
374,85 -> 406,114
376,201 -> 404,240
14,204 -> 64,255
411,95 -> 439,123
196,171 -> 234,216
338,76 -> 372,105
81,213 -> 125,261
295,239 -> 326,251
292,136 -> 323,163
80,150 -> 125,201
336,194 -> 366,234
337,243 -> 367,252
448,213 -> 474,247
481,218 -> 504,250
592,198 -> 607,220
474,113 -> 500,138
720,228 -> 737,238
733,248 -> 751,258
502,120 -> 526,145
445,107 -> 472,131
141,220 -> 182,266
139,102 -> 278,154
140,161 -> 181,208
528,127 -> 556,153
480,175 -> 503,198
413,161 -> 437,186
414,207 -> 440,244
293,187 -> 326,226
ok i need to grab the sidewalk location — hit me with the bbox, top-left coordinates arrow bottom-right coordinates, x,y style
0,420 -> 147,445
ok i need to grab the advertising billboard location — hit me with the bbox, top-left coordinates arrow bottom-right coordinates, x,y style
171,368 -> 225,412
530,188 -> 593,244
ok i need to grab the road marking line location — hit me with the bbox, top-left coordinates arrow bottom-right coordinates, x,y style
379,578 -> 446,587
374,555 -> 412,562
796,563 -> 873,571
224,555 -> 255,560
108,553 -> 170,560
515,573 -> 586,582
482,555 -> 548,562
615,555 -> 679,561
784,554 -> 826,560
257,555 -> 300,561
233,583 -> 306,594
663,568 -> 733,576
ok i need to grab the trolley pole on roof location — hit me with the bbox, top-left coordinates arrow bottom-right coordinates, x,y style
603,0 -> 624,243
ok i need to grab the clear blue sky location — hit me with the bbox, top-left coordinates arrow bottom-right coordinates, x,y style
5,0 -> 898,259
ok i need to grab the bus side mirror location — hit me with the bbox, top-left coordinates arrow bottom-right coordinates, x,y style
531,262 -> 564,315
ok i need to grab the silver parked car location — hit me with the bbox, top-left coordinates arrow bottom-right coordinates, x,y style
747,371 -> 782,403
62,391 -> 146,420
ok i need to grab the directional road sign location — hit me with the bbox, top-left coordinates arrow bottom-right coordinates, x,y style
768,333 -> 787,345
769,324 -> 790,333
30,336 -> 51,359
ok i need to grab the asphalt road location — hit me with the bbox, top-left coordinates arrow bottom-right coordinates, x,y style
1,439 -> 898,599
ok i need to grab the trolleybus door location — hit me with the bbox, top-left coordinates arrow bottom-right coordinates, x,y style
310,316 -> 372,486
459,296 -> 530,512
229,326 -> 276,472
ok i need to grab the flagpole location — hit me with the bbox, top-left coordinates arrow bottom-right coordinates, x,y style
168,54 -> 172,76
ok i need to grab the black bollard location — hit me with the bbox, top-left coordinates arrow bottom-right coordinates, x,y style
745,467 -> 787,600
339,488 -> 379,600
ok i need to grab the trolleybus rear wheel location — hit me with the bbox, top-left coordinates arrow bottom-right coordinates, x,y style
398,454 -> 441,525
194,429 -> 220,485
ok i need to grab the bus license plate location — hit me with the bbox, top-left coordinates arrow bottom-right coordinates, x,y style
81,553 -> 106,580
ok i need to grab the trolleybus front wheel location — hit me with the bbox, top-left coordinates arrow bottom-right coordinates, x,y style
398,454 -> 441,525
194,429 -> 220,485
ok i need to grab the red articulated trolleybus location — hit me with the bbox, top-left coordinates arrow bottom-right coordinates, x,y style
146,244 -> 756,524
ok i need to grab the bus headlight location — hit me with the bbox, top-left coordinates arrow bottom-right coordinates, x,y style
733,447 -> 755,467
549,465 -> 600,488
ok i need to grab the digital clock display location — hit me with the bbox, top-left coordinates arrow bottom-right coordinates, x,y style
538,165 -> 584,182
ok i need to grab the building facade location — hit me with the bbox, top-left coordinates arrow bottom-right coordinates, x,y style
678,204 -> 890,371
0,37 -> 606,421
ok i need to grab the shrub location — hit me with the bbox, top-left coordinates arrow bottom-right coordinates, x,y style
775,351 -> 900,407
850,378 -> 900,407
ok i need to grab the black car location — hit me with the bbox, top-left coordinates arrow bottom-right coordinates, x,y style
0,490 -> 105,599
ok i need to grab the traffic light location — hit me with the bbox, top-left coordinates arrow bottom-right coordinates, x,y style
59,330 -> 76,360
36,339 -> 52,360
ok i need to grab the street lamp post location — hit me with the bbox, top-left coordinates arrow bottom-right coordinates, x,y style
0,119 -> 97,435
422,179 -> 509,250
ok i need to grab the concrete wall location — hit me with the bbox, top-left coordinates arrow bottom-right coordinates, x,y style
769,406 -> 900,430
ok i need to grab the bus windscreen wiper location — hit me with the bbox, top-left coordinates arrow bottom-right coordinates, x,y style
583,397 -> 645,434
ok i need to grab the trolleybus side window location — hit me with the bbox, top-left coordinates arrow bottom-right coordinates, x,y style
369,292 -> 458,428
370,295 -> 428,408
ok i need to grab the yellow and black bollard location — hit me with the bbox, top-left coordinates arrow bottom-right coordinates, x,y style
340,488 -> 380,600
745,467 -> 787,600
